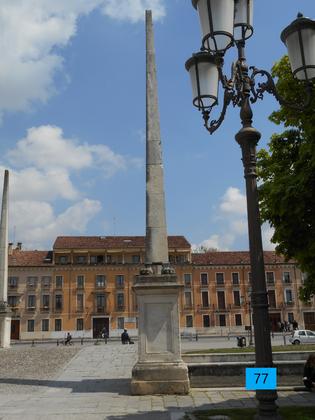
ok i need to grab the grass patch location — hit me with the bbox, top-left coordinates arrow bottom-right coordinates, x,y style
184,344 -> 315,354
192,406 -> 315,420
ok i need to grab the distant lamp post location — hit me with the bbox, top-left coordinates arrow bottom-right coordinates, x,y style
186,2 -> 315,418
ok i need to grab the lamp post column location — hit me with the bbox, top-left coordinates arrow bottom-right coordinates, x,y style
235,96 -> 279,418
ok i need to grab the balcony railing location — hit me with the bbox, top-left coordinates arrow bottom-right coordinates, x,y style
26,306 -> 36,312
116,305 -> 125,312
40,306 -> 50,312
96,306 -> 106,313
285,300 -> 295,306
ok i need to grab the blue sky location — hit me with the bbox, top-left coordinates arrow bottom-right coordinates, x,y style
0,0 -> 313,251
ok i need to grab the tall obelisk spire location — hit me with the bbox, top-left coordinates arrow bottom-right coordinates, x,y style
131,11 -> 189,396
0,170 -> 11,348
145,10 -> 169,268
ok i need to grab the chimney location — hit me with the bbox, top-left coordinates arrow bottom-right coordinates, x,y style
16,242 -> 22,251
8,243 -> 13,255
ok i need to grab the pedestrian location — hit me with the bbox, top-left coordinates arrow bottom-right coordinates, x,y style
121,329 -> 132,344
303,354 -> 315,390
292,320 -> 298,330
101,327 -> 108,344
280,322 -> 284,332
65,332 -> 72,345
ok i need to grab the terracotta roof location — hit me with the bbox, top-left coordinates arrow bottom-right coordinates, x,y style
9,250 -> 53,267
191,251 -> 294,265
53,236 -> 191,250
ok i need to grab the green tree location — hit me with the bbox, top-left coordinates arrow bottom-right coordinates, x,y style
257,56 -> 315,301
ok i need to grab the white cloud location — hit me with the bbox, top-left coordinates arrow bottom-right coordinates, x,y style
194,187 -> 276,252
0,0 -> 105,118
7,125 -> 129,177
0,0 -> 165,119
262,223 -> 276,251
101,0 -> 165,23
10,199 -> 101,249
219,187 -> 247,216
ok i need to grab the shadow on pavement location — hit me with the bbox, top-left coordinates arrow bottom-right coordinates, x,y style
0,377 -> 131,395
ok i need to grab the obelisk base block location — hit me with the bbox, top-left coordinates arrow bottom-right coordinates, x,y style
131,274 -> 190,395
131,361 -> 189,395
0,311 -> 11,348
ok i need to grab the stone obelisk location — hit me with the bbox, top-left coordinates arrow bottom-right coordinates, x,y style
131,10 -> 189,395
0,170 -> 11,348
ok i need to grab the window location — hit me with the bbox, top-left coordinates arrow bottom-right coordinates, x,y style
266,272 -> 275,284
233,290 -> 241,307
186,315 -> 193,328
27,295 -> 36,308
298,331 -> 306,336
8,276 -> 18,288
200,273 -> 208,286
76,255 -> 86,264
41,276 -> 51,288
235,314 -> 242,326
55,294 -> 62,310
77,294 -> 84,311
219,314 -> 226,327
184,273 -> 192,287
96,275 -> 105,287
8,296 -> 18,307
77,318 -> 84,331
42,319 -> 49,331
116,275 -> 124,288
216,273 -> 224,285
42,295 -> 49,308
27,277 -> 37,288
77,275 -> 84,288
217,291 -> 226,309
203,315 -> 210,328
132,255 -> 140,263
285,289 -> 293,303
202,291 -> 209,308
55,319 -> 62,331
184,291 -> 192,308
288,312 -> 294,324
27,319 -> 35,332
59,256 -> 68,264
248,272 -> 252,282
55,276 -> 63,288
176,255 -> 186,263
117,293 -> 125,310
106,255 -> 112,264
232,272 -> 239,285
268,290 -> 276,308
96,294 -> 105,312
117,317 -> 124,329
283,272 -> 291,284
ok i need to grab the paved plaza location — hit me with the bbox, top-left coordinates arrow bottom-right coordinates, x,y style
0,342 -> 315,419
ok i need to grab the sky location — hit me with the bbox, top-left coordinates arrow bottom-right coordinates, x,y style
0,0 -> 313,251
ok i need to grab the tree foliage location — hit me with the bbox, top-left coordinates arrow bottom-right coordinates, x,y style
257,56 -> 315,301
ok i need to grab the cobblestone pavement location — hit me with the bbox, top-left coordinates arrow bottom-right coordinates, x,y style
0,343 -> 314,419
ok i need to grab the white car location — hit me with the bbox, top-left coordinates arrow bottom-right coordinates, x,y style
289,329 -> 315,345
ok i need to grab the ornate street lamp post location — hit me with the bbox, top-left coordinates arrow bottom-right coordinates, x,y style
186,1 -> 315,418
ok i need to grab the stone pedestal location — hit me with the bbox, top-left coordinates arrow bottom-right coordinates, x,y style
0,307 -> 11,348
131,274 -> 190,395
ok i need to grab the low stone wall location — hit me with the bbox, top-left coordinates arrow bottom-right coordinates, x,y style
183,351 -> 312,387
183,350 -> 315,364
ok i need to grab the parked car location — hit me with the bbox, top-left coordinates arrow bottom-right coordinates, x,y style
289,329 -> 315,345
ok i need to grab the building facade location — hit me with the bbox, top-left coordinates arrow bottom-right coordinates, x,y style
7,236 -> 315,340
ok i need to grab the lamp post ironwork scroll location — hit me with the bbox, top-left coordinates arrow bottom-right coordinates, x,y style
186,1 -> 315,419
